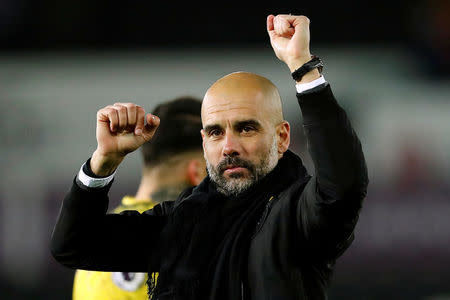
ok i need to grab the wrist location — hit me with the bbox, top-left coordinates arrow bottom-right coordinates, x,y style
286,55 -> 313,73
91,150 -> 124,177
294,69 -> 321,84
290,55 -> 323,83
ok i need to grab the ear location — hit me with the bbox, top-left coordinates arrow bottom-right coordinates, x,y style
201,129 -> 206,152
276,121 -> 290,156
186,159 -> 206,186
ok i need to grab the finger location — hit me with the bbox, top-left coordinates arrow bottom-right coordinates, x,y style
292,15 -> 310,29
291,17 -> 311,52
122,102 -> 137,130
97,106 -> 119,132
274,16 -> 282,35
141,114 -> 160,141
280,17 -> 295,36
146,114 -> 160,129
267,15 -> 275,32
113,103 -> 128,132
276,14 -> 310,26
266,15 -> 278,47
134,105 -> 145,136
274,15 -> 295,37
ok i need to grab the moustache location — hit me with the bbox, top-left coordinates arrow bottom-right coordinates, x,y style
217,156 -> 255,174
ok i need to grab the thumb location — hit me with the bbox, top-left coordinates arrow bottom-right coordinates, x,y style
141,114 -> 160,141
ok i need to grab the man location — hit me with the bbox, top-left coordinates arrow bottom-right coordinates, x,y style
72,97 -> 206,300
51,14 -> 368,299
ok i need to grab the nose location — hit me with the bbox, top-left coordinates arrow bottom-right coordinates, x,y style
222,131 -> 240,157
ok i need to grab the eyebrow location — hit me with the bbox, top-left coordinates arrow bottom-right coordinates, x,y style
234,119 -> 262,131
204,124 -> 222,134
204,119 -> 262,133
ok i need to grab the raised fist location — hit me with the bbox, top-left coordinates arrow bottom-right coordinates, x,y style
91,102 -> 160,176
267,14 -> 313,73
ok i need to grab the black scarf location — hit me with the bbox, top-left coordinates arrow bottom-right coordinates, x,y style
149,150 -> 308,300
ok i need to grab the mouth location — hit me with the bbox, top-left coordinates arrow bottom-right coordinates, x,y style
223,165 -> 248,175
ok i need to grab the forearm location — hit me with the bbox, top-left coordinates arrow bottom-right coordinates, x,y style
50,178 -> 111,269
297,84 -> 369,199
295,84 -> 368,256
51,170 -> 163,272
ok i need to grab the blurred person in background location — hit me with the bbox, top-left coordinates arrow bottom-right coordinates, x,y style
72,96 -> 206,300
51,14 -> 368,299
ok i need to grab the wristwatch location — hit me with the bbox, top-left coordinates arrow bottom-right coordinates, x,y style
291,55 -> 323,81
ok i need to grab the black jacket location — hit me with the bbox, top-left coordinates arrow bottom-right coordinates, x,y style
51,83 -> 368,299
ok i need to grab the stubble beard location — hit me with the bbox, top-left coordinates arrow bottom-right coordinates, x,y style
206,135 -> 279,197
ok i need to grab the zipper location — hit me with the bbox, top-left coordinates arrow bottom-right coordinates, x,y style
243,196 -> 276,299
251,196 -> 276,239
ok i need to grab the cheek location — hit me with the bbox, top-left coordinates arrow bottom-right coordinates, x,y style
203,141 -> 221,164
244,137 -> 272,157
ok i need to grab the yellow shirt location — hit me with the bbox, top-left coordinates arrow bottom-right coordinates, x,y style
72,196 -> 157,300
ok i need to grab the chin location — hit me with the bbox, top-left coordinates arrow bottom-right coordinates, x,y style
227,172 -> 247,179
220,178 -> 254,197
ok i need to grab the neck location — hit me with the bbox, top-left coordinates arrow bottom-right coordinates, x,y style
150,183 -> 191,203
135,169 -> 191,203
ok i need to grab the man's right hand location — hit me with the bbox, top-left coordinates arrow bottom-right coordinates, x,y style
90,102 -> 160,176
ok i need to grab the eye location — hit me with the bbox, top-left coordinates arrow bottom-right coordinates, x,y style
209,129 -> 223,137
241,125 -> 254,133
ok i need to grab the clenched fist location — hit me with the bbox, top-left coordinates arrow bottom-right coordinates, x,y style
91,102 -> 160,176
267,14 -> 320,82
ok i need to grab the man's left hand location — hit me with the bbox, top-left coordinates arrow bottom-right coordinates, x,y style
267,14 -> 320,82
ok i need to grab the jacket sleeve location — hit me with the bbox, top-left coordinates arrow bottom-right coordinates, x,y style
50,178 -> 168,272
295,83 -> 369,259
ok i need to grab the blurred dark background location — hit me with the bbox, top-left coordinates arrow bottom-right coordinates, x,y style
1,1 -> 449,299
1,1 -> 417,47
2,0 -> 449,78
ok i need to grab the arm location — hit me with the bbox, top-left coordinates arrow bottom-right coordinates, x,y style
51,177 -> 168,272
50,102 -> 164,271
267,15 -> 368,257
297,83 -> 368,258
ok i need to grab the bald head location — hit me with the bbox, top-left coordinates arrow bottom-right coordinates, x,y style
202,72 -> 284,126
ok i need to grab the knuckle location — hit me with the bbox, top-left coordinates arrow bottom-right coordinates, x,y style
99,107 -> 111,115
297,16 -> 310,23
136,106 -> 145,115
116,106 -> 126,114
98,106 -> 110,114
107,111 -> 117,120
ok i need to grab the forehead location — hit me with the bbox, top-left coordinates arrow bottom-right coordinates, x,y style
202,92 -> 268,126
